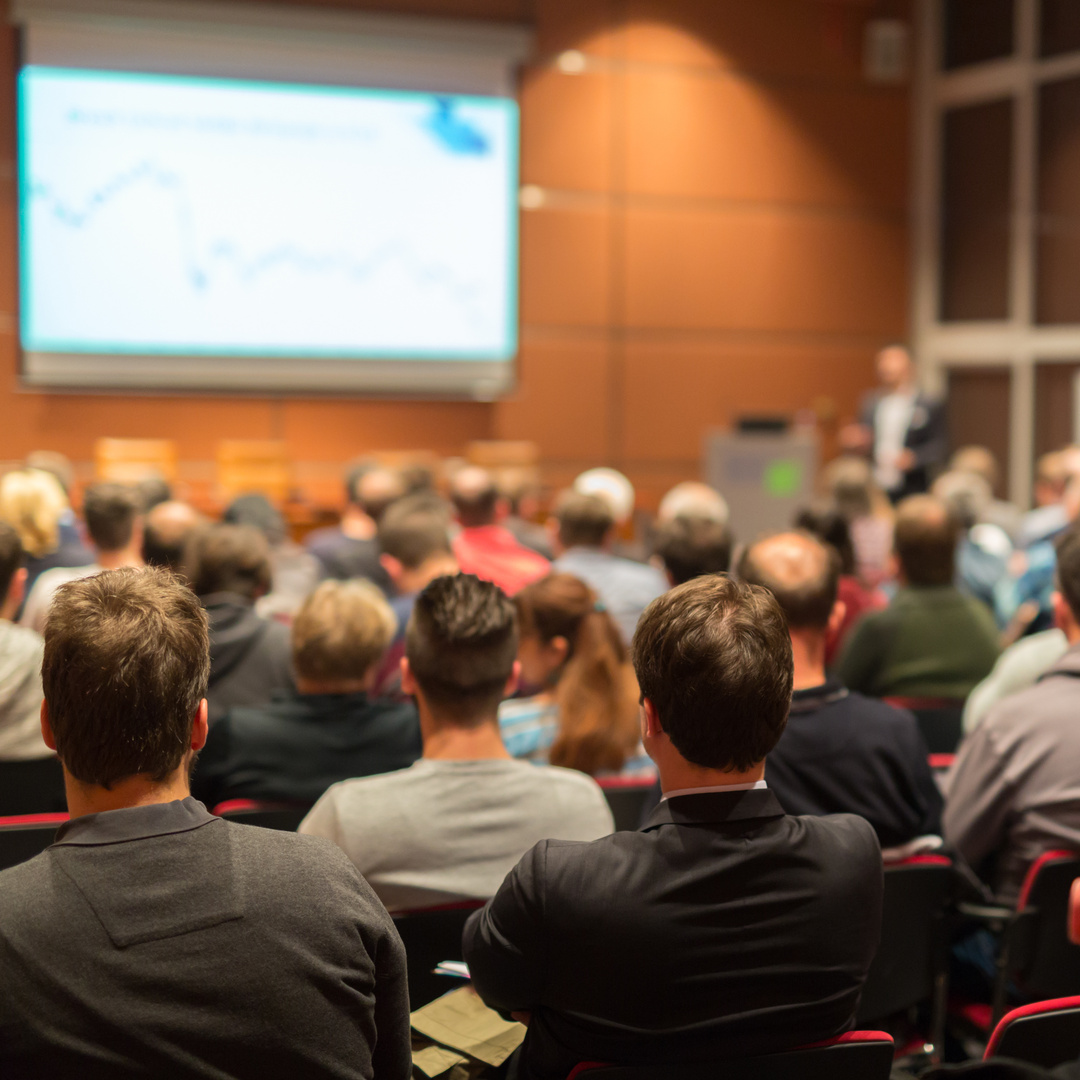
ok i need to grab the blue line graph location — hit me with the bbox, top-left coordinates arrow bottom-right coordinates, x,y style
19,66 -> 518,359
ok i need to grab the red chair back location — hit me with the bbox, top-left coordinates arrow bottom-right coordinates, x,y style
594,776 -> 658,832
566,1031 -> 894,1080
985,996 -> 1080,1067
0,812 -> 69,871
883,697 -> 965,754
1010,851 -> 1080,1001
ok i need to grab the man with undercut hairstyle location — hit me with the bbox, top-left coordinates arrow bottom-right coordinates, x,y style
449,465 -> 549,596
300,573 -> 612,913
0,567 -> 411,1080
738,531 -> 941,847
464,575 -> 882,1080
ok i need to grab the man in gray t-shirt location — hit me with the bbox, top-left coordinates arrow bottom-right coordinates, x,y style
300,574 -> 614,913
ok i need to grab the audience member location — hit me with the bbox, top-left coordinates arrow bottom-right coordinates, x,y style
551,491 -> 667,644
498,467 -> 553,559
1018,448 -> 1080,549
652,514 -> 732,586
500,573 -> 649,777
843,343 -> 947,501
0,468 -> 92,598
738,532 -> 941,847
134,475 -> 172,512
305,463 -> 404,590
449,465 -> 549,595
193,580 -> 420,808
223,493 -> 321,620
949,445 -> 1022,540
370,495 -> 459,698
932,469 -> 1012,619
793,502 -> 886,666
22,450 -> 90,563
822,455 -> 894,587
463,575 -> 882,1078
656,480 -> 730,526
0,523 -> 50,759
21,483 -> 144,633
142,499 -> 203,573
945,527 -> 1080,903
184,524 -> 295,724
0,567 -> 410,1078
300,574 -> 613,913
837,495 -> 999,699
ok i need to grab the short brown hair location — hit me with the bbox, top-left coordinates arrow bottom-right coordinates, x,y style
653,516 -> 733,585
292,580 -> 397,683
83,483 -> 142,551
42,567 -> 210,788
184,524 -> 272,600
406,573 -> 517,723
554,490 -> 614,549
894,494 -> 958,587
0,522 -> 23,600
632,576 -> 792,771
378,495 -> 452,570
738,531 -> 840,631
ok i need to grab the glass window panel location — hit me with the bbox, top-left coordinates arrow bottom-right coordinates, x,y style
1040,0 -> 1080,58
1037,76 -> 1080,324
944,0 -> 1015,70
940,100 -> 1013,321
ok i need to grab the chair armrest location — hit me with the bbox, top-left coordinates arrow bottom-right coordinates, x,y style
957,901 -> 1013,922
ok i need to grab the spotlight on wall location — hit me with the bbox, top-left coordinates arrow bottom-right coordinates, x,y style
556,49 -> 587,74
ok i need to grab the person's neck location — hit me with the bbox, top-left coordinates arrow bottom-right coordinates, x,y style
421,715 -> 512,761
399,553 -> 459,595
339,506 -> 376,541
790,629 -> 828,691
657,757 -> 765,795
95,546 -> 144,571
63,768 -> 192,819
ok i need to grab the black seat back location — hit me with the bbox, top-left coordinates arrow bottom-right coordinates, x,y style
0,757 -> 66,816
0,816 -> 66,871
393,902 -> 485,1008
1011,853 -> 1080,1000
988,1000 -> 1080,1068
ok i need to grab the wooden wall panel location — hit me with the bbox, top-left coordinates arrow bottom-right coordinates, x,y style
946,366 -> 1012,497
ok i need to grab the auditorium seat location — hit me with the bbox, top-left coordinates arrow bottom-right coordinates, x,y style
984,996 -> 1080,1068
94,437 -> 178,485
216,440 -> 290,505
393,900 -> 486,1008
857,854 -> 954,1062
0,756 -> 67,816
210,799 -> 310,832
0,813 -> 68,871
595,776 -> 657,832
884,697 -> 965,754
565,1031 -> 895,1080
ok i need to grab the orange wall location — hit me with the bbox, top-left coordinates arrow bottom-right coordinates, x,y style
0,0 -> 910,508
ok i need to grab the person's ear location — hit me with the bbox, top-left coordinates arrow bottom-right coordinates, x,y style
1053,591 -> 1079,639
2,566 -> 27,619
548,636 -> 569,665
380,553 -> 403,584
503,659 -> 521,699
642,697 -> 664,739
39,699 -> 57,752
190,699 -> 209,752
400,656 -> 417,696
827,599 -> 847,639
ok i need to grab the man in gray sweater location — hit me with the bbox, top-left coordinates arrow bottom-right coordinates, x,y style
0,567 -> 411,1080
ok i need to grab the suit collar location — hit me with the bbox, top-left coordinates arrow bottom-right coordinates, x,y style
641,787 -> 787,831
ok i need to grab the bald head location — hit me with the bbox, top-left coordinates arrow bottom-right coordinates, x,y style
739,532 -> 839,631
450,466 -> 499,528
894,494 -> 958,586
143,500 -> 203,573
352,467 -> 406,523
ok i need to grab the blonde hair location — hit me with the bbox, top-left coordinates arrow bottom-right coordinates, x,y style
0,468 -> 70,558
291,579 -> 397,684
515,573 -> 641,776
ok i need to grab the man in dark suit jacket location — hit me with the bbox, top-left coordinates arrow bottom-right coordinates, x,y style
845,344 -> 947,501
463,575 -> 883,1080
193,579 -> 421,808
0,567 -> 411,1080
739,531 -> 942,848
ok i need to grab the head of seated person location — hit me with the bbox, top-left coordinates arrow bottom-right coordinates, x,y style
82,483 -> 144,566
0,522 -> 28,622
0,468 -> 70,561
143,501 -> 203,573
657,481 -> 729,527
402,573 -> 518,756
449,466 -> 499,530
184,523 -> 272,605
633,575 -> 792,791
377,495 -> 457,596
41,566 -> 210,816
653,516 -> 733,586
1052,528 -> 1080,644
738,532 -> 841,691
345,463 -> 406,526
892,494 -> 958,588
134,475 -> 172,514
793,502 -> 858,578
293,580 -> 397,697
551,490 -> 616,555
223,493 -> 287,549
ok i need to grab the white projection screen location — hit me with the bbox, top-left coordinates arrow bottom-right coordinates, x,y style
13,1 -> 530,396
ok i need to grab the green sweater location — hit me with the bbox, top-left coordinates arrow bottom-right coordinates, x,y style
836,586 -> 1001,700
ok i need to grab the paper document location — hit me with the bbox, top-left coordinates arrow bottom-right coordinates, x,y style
410,986 -> 526,1067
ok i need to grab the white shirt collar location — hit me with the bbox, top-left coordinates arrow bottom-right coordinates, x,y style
661,779 -> 767,802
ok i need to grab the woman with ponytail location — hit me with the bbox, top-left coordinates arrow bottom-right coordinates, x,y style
499,573 -> 653,778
